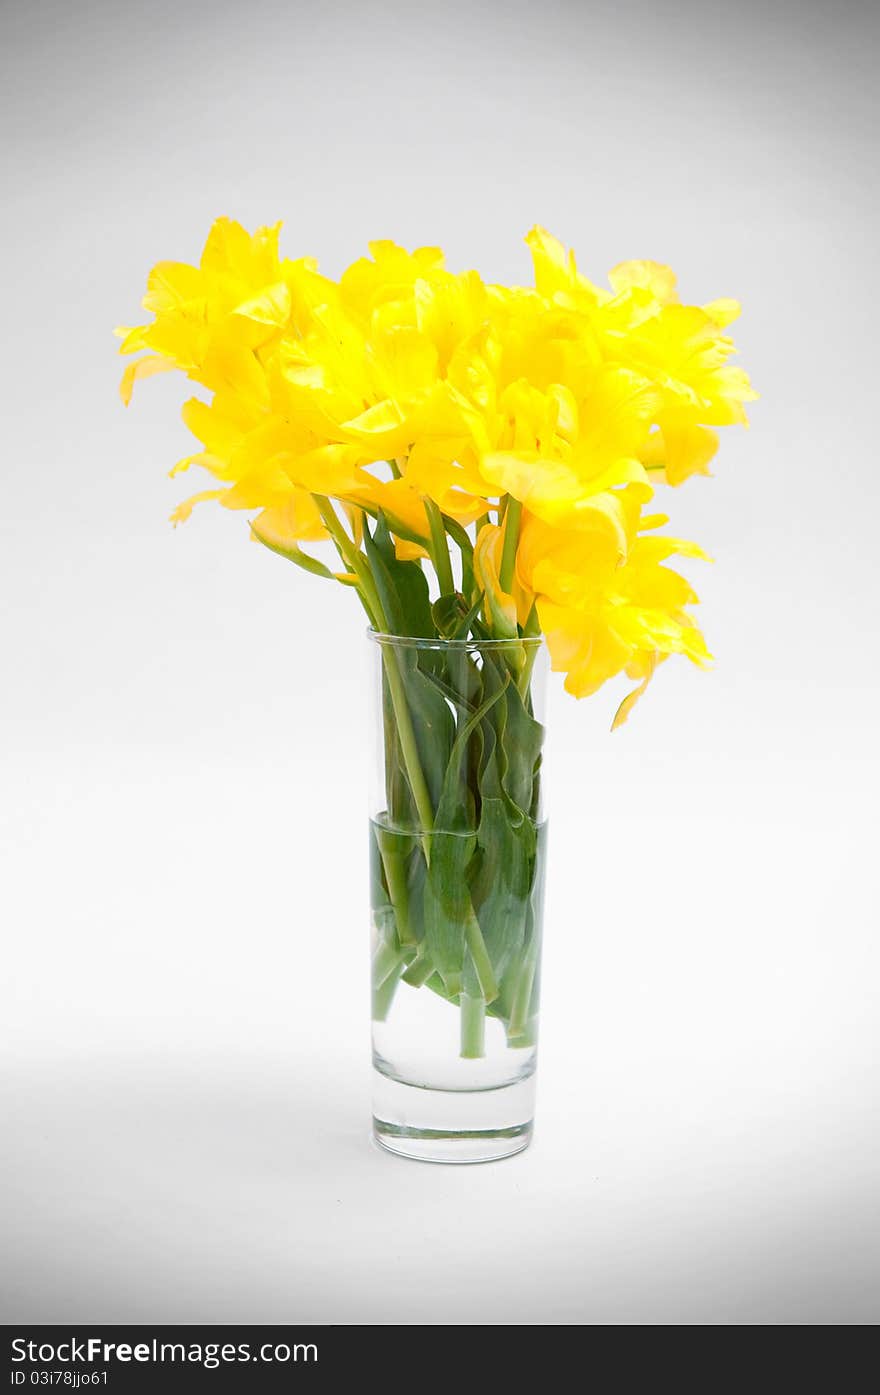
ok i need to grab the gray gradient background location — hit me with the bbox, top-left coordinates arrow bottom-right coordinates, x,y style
1,0 -> 878,1325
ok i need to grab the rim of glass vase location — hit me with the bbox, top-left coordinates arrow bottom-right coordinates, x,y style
367,628 -> 544,651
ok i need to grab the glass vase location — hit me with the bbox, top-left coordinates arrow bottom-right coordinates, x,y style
368,631 -> 548,1163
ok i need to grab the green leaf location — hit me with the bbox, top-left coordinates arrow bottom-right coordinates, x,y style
469,712 -> 535,983
435,669 -> 507,830
442,516 -> 473,555
451,594 -> 485,641
363,512 -> 433,637
431,594 -> 463,638
478,646 -> 545,818
420,665 -> 477,720
421,674 -> 509,995
431,592 -> 485,642
443,517 -> 475,599
365,513 -> 456,810
501,680 -> 545,816
380,671 -> 417,826
422,830 -> 476,996
250,525 -> 348,582
372,817 -> 420,946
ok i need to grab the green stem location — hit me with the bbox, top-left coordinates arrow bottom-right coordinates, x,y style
507,1015 -> 538,1048
517,601 -> 541,698
425,499 -> 455,598
460,993 -> 486,1058
379,845 -> 415,945
499,496 -> 522,595
382,655 -> 436,841
401,945 -> 435,987
373,960 -> 406,1021
465,912 -> 499,1003
507,935 -> 539,1041
372,936 -> 409,990
313,495 -> 435,841
313,497 -> 383,629
444,970 -> 463,999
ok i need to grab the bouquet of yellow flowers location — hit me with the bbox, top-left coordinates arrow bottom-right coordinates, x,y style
119,220 -> 754,1160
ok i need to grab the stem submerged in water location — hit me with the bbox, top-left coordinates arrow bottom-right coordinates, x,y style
460,993 -> 486,1058
465,913 -> 499,1004
507,934 -> 539,1044
381,651 -> 435,844
373,959 -> 406,1021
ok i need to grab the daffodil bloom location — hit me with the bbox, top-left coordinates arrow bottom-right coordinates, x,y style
120,218 -> 754,720
517,507 -> 712,714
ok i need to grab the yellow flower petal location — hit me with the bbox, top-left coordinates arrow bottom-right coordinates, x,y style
169,489 -> 225,525
608,260 -> 677,303
119,354 -> 176,405
703,298 -> 741,328
231,281 -> 291,329
481,452 -> 644,554
248,493 -> 326,545
641,419 -> 720,485
611,654 -> 660,729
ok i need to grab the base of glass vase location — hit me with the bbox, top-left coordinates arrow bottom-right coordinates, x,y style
371,1068 -> 536,1164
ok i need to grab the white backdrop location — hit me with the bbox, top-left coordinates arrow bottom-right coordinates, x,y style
2,0 -> 878,1323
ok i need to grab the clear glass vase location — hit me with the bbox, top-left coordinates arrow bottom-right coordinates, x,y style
368,631 -> 548,1163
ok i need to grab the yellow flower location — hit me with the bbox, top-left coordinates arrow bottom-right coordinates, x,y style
117,219 -> 289,394
516,507 -> 711,714
120,217 -> 754,723
340,240 -> 445,327
523,226 -> 756,487
247,492 -> 326,546
624,304 -> 757,484
525,226 -> 605,311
